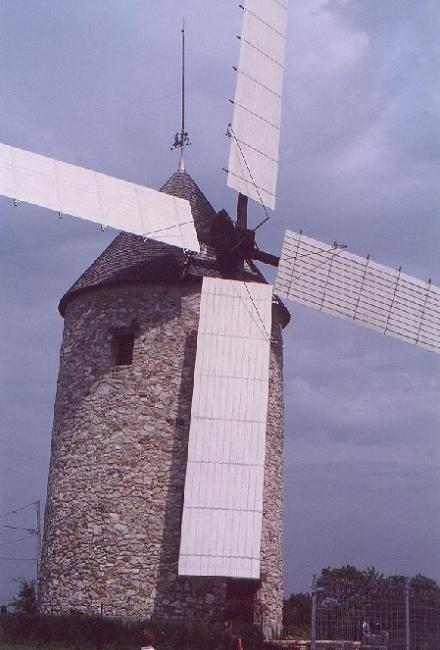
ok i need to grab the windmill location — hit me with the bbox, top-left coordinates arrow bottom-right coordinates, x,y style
1,0 -> 439,638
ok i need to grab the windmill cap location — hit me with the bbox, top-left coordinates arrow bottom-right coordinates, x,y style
58,169 -> 290,328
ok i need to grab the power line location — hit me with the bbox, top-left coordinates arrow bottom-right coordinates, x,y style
0,500 -> 41,580
0,535 -> 35,546
3,524 -> 36,533
0,501 -> 38,519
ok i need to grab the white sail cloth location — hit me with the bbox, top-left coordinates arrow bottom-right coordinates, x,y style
227,0 -> 288,210
0,142 -> 200,251
275,230 -> 440,354
179,278 -> 273,578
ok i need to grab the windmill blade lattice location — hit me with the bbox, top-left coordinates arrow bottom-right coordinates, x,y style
178,277 -> 272,579
226,0 -> 288,210
275,230 -> 440,354
0,142 -> 199,251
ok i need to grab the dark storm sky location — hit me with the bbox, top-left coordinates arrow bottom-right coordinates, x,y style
1,0 -> 439,603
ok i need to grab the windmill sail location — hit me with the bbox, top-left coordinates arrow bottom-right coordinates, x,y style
0,142 -> 200,251
226,0 -> 288,210
178,277 -> 272,579
275,230 -> 440,354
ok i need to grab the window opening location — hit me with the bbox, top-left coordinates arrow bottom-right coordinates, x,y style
111,320 -> 139,367
113,334 -> 135,366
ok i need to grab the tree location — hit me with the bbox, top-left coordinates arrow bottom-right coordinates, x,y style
10,578 -> 37,614
283,592 -> 312,628
283,593 -> 312,638
412,574 -> 439,589
317,565 -> 384,593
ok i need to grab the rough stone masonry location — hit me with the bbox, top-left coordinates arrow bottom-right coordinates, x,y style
39,171 -> 288,636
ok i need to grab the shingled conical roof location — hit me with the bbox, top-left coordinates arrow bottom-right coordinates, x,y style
59,170 -> 267,316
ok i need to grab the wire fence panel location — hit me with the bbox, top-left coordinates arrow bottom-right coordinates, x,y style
410,583 -> 440,650
313,576 -> 440,650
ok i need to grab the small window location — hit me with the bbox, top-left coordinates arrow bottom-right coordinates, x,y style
113,334 -> 135,366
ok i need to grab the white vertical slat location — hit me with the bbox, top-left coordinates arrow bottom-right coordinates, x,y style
0,142 -> 200,251
226,0 -> 288,209
275,230 -> 440,354
178,278 -> 273,578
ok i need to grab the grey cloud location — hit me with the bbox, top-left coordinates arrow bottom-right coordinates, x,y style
284,462 -> 440,593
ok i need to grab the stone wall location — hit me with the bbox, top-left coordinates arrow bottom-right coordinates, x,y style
258,321 -> 284,637
39,279 -> 284,633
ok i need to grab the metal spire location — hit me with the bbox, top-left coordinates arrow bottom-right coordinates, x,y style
171,19 -> 190,171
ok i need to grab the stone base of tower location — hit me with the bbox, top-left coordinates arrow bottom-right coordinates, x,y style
39,576 -> 281,639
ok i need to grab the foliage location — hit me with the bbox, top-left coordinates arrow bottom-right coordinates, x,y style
316,565 -> 440,606
283,592 -> 311,638
317,565 -> 384,598
0,613 -> 264,650
281,625 -> 310,640
412,574 -> 439,589
0,646 -> 69,650
10,580 -> 37,616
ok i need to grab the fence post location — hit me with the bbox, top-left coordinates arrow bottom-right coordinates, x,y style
311,576 -> 317,650
405,577 -> 411,650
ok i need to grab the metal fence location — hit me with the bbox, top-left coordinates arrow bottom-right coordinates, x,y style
311,577 -> 440,650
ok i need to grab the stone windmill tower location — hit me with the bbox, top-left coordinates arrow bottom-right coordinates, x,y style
38,168 -> 290,635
